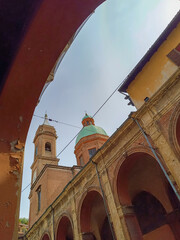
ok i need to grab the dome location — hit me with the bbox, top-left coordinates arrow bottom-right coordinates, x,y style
82,114 -> 92,121
75,125 -> 108,144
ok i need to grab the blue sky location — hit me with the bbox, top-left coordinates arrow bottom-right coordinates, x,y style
20,0 -> 180,218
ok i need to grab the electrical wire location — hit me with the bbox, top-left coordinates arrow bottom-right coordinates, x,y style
33,114 -> 81,129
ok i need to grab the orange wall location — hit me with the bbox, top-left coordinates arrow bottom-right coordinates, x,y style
127,23 -> 180,109
0,153 -> 23,239
46,168 -> 74,205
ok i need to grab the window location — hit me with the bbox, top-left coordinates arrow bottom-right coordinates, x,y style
45,142 -> 51,152
36,186 -> 41,212
79,155 -> 84,166
167,43 -> 180,66
35,146 -> 38,156
32,169 -> 37,184
88,148 -> 96,158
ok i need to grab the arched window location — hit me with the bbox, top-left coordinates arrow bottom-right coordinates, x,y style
45,142 -> 51,152
35,146 -> 38,156
32,169 -> 37,184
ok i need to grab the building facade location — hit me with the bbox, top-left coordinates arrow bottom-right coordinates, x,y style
25,12 -> 180,240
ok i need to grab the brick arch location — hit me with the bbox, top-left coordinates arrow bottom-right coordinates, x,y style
115,151 -> 179,240
41,232 -> 51,240
79,189 -> 113,240
77,185 -> 102,227
169,101 -> 180,157
55,211 -> 73,236
117,151 -> 172,211
112,146 -> 163,207
56,214 -> 74,240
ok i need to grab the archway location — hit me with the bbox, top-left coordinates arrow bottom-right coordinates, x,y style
80,190 -> 113,240
117,152 -> 180,240
42,233 -> 50,240
169,103 -> 180,156
56,216 -> 73,240
176,113 -> 180,147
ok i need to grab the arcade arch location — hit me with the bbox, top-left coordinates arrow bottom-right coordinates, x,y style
116,152 -> 180,240
56,215 -> 73,240
41,233 -> 50,240
80,190 -> 113,240
169,102 -> 180,156
176,113 -> 180,147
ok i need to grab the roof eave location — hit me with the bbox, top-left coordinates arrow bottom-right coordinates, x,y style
118,10 -> 180,93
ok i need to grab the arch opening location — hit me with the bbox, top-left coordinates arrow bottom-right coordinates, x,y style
176,113 -> 180,147
42,233 -> 50,240
80,190 -> 113,240
56,216 -> 73,240
116,152 -> 180,240
132,191 -> 166,234
45,142 -> 51,152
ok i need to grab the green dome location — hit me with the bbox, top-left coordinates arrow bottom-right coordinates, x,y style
75,125 -> 108,144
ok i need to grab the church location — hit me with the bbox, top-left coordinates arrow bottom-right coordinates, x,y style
25,11 -> 180,240
29,113 -> 109,227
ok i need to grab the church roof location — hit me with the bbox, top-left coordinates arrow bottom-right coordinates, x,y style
76,113 -> 107,144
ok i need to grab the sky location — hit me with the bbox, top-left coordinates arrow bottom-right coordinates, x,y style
20,0 -> 180,218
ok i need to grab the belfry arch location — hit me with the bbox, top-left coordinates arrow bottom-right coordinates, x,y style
56,216 -> 74,240
116,152 -> 180,240
80,190 -> 113,240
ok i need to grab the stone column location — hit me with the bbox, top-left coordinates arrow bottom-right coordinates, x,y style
96,160 -> 129,240
71,190 -> 82,240
121,205 -> 143,240
143,120 -> 180,190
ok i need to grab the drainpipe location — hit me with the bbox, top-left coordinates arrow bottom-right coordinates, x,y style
91,160 -> 116,240
51,206 -> 55,240
131,117 -> 180,202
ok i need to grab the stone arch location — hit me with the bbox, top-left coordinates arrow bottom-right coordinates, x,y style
79,189 -> 113,240
77,185 -> 102,227
41,232 -> 51,240
55,211 -> 73,235
112,146 -> 165,207
56,214 -> 74,240
169,101 -> 180,157
116,151 -> 180,240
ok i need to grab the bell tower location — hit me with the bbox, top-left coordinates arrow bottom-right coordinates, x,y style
31,114 -> 59,185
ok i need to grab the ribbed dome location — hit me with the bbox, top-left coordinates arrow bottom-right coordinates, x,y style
75,113 -> 108,145
75,125 -> 107,144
